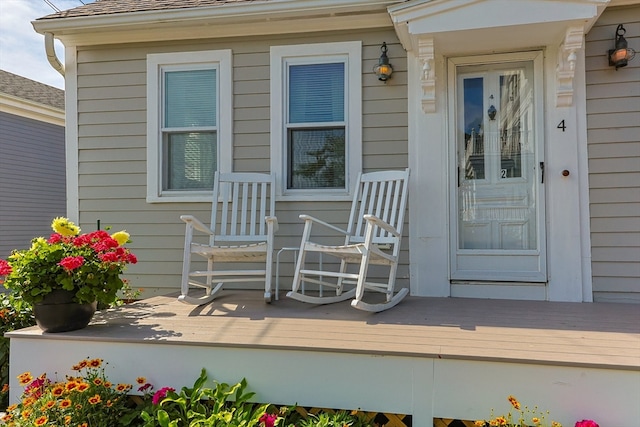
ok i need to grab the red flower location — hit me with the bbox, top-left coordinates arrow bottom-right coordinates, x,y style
259,413 -> 278,427
0,259 -> 12,276
575,421 -> 599,427
47,233 -> 63,244
58,256 -> 85,271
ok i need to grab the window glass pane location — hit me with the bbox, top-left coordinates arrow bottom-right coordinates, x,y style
165,69 -> 216,128
499,73 -> 523,178
288,128 -> 345,189
164,132 -> 216,190
463,77 -> 485,180
289,63 -> 344,123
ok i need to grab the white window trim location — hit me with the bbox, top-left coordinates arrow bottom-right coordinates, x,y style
146,50 -> 233,203
270,41 -> 362,201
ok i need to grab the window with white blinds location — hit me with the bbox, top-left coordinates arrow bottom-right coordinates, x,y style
147,50 -> 232,203
287,62 -> 346,189
270,42 -> 362,200
163,68 -> 217,191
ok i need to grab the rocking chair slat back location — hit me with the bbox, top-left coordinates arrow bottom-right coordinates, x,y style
348,170 -> 409,245
211,172 -> 275,243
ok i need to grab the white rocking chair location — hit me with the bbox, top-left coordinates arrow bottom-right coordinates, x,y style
287,168 -> 410,312
179,172 -> 278,305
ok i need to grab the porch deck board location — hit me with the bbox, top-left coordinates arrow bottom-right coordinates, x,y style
13,291 -> 640,371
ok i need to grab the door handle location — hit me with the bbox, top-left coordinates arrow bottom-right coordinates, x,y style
540,161 -> 545,183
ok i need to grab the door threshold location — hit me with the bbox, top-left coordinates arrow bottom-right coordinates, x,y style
451,281 -> 547,300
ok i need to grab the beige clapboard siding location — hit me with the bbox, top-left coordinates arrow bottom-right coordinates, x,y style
73,28 -> 408,296
586,6 -> 640,303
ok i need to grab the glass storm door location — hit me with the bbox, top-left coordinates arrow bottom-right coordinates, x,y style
451,58 -> 546,282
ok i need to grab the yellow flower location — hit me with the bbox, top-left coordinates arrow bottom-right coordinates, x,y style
475,422 -> 486,427
551,422 -> 563,427
51,217 -> 80,237
111,230 -> 130,246
136,376 -> 146,385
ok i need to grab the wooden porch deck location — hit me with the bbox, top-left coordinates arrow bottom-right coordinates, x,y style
7,291 -> 640,425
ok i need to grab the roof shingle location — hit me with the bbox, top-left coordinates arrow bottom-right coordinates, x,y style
38,0 -> 269,20
0,70 -> 65,110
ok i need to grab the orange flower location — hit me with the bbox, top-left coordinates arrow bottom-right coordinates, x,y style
64,415 -> 72,425
76,382 -> 90,392
17,372 -> 33,386
21,396 -> 35,407
34,415 -> 48,426
1,383 -> 9,393
136,376 -> 146,384
508,395 -> 521,410
104,381 -> 112,388
80,423 -> 89,427
116,383 -> 131,392
6,404 -> 18,411
20,409 -> 31,419
52,384 -> 65,396
77,359 -> 88,369
88,394 -> 102,405
59,399 -> 72,409
89,358 -> 103,368
1,413 -> 13,422
65,380 -> 78,392
43,400 -> 56,409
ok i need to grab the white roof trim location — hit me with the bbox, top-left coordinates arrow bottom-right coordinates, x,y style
389,0 -> 609,54
32,0 -> 400,46
0,93 -> 65,126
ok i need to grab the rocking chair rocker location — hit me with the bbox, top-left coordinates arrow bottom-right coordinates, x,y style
287,168 -> 410,312
179,172 -> 278,305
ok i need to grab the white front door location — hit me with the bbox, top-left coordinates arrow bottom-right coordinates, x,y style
450,52 -> 546,283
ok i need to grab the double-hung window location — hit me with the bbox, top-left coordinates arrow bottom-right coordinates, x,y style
271,42 -> 362,200
146,50 -> 232,202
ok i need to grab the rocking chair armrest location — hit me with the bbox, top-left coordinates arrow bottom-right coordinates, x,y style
265,216 -> 279,233
180,215 -> 214,235
299,214 -> 349,235
363,214 -> 401,237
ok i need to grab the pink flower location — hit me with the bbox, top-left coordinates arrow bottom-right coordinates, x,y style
575,421 -> 599,427
0,259 -> 12,276
58,256 -> 85,271
259,413 -> 278,427
152,387 -> 175,405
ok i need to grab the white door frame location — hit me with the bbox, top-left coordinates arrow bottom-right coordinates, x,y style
406,43 -> 593,302
447,52 -> 547,298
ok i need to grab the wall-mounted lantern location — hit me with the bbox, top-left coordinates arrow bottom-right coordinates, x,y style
609,24 -> 636,69
373,42 -> 393,82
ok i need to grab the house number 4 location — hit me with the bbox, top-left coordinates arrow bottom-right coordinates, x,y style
557,120 -> 566,132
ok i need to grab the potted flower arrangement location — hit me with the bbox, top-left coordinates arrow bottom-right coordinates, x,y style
0,217 -> 137,332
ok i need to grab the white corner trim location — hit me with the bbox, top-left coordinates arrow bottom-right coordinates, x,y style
556,26 -> 584,107
65,47 -> 80,223
418,37 -> 435,114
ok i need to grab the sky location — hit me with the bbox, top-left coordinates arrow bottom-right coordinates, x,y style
0,0 -> 95,89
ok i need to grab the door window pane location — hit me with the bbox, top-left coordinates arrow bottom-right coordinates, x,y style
463,77 -> 485,180
499,73 -> 522,178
